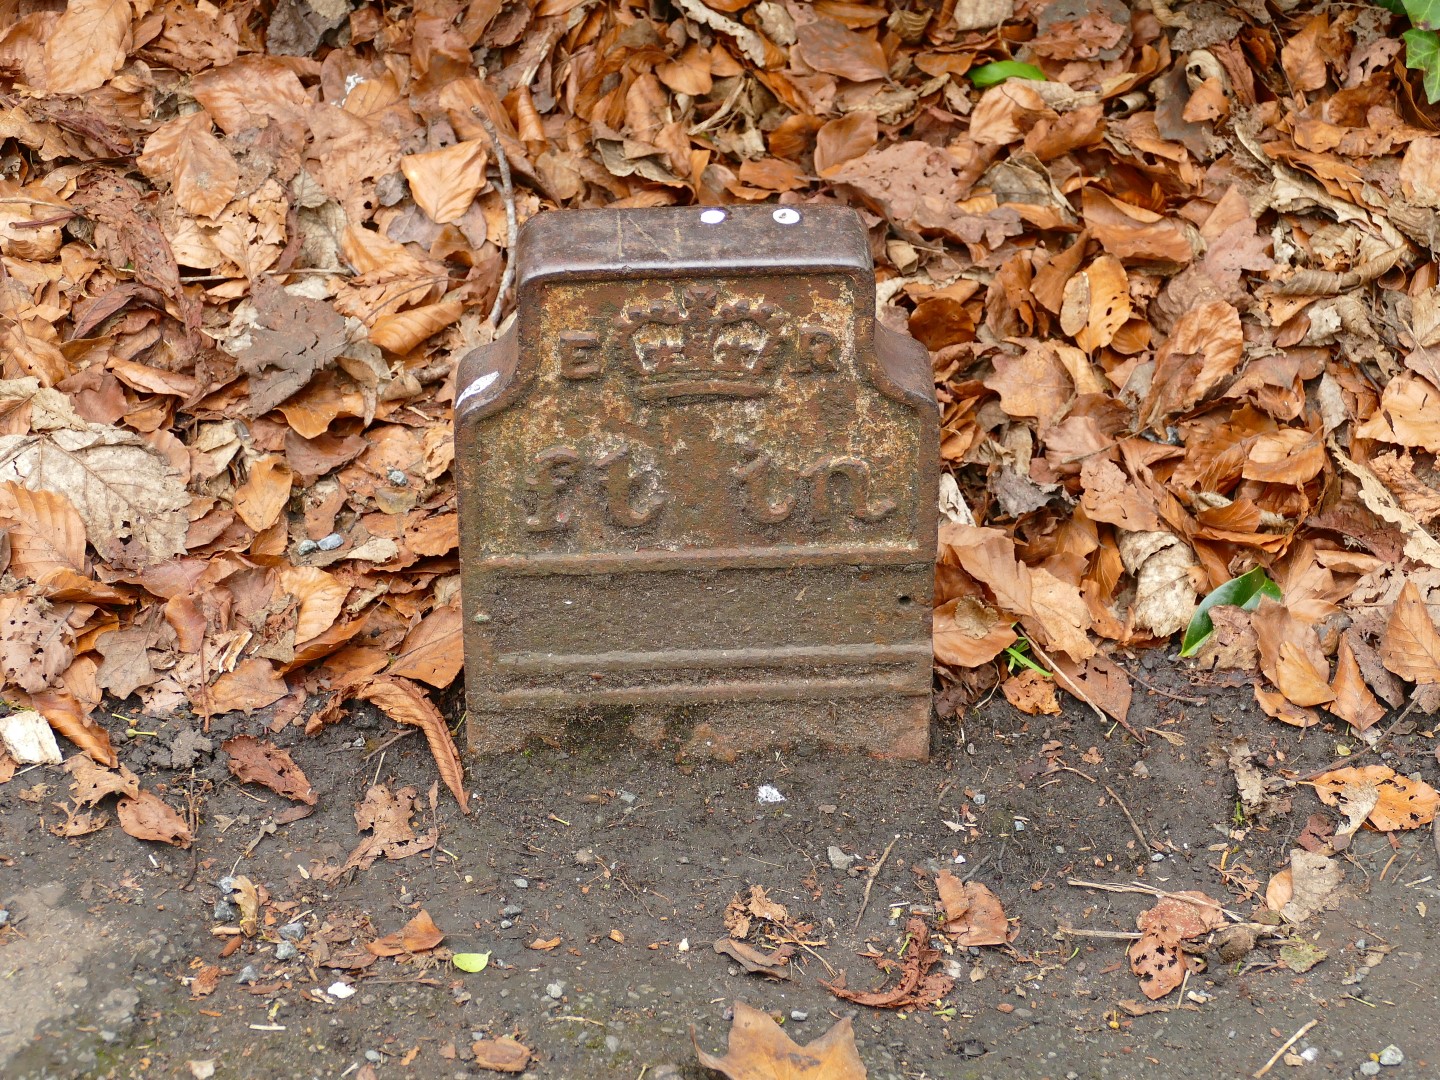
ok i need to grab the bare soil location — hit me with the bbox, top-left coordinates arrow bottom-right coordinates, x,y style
2,662 -> 1438,1080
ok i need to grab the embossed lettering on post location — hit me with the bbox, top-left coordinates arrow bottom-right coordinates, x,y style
456,206 -> 939,760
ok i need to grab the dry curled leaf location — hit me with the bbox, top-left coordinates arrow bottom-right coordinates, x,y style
694,1001 -> 865,1080
356,675 -> 469,813
116,790 -> 193,847
1310,765 -> 1439,831
223,735 -> 316,805
368,909 -> 445,957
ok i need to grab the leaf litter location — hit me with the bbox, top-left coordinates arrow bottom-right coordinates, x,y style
0,0 -> 1436,1066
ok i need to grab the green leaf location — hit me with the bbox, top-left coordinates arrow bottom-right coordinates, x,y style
968,61 -> 1047,88
1403,0 -> 1440,29
1379,0 -> 1409,16
1404,28 -> 1440,103
1178,566 -> 1282,657
452,952 -> 490,972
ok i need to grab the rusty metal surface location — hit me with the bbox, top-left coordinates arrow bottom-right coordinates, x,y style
455,205 -> 938,758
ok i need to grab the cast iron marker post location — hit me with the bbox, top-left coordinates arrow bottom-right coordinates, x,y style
455,205 -> 938,759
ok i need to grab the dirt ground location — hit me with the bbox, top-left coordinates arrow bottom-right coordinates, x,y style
2,661 -> 1438,1080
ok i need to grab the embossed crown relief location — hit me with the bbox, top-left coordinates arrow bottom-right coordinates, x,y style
523,283 -> 893,535
555,284 -> 839,399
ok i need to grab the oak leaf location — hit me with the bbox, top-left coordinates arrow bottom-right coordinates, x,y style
694,1001 -> 865,1080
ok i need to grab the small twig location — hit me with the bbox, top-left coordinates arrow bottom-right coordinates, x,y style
363,728 -> 416,761
1295,698 -> 1422,782
472,108 -> 517,328
1056,927 -> 1143,940
1124,667 -> 1207,706
853,834 -> 900,932
1066,879 -> 1243,921
1104,785 -> 1153,853
1029,639 -> 1146,744
1252,1018 -> 1318,1078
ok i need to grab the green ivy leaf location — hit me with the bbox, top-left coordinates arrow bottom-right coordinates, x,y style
1404,28 -> 1440,103
1404,0 -> 1440,30
1178,566 -> 1282,658
452,952 -> 491,972
968,61 -> 1047,88
1378,0 -> 1408,16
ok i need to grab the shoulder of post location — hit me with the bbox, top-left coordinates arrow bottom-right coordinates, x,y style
514,205 -> 876,294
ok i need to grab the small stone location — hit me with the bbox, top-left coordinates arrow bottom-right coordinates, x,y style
502,904 -> 524,917
790,1010 -> 808,1022
1131,760 -> 1150,779
757,784 -> 786,804
1150,852 -> 1166,862
235,965 -> 259,985
618,789 -> 637,804
1013,819 -> 1025,831
546,981 -> 566,999
818,804 -> 837,814
213,899 -> 238,921
275,941 -> 298,961
499,919 -> 513,929
1379,1046 -> 1403,1066
0,908 -> 8,928
296,539 -> 318,556
279,921 -> 305,941
1360,1061 -> 1381,1077
365,1050 -> 383,1063
513,877 -> 529,889
604,1035 -> 620,1053
574,848 -> 598,867
316,532 -> 344,551
827,846 -> 855,871
973,793 -> 986,805
387,469 -> 408,486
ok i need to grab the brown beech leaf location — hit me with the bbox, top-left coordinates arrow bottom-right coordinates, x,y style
277,566 -> 349,646
116,790 -> 193,848
202,658 -> 289,717
42,0 -> 131,95
223,735 -> 317,805
1139,301 -> 1243,431
1355,374 -> 1440,454
386,604 -> 464,688
471,1038 -> 531,1074
694,1001 -> 865,1080
356,675 -> 469,813
935,872 -> 1009,946
793,18 -> 888,82
1081,187 -> 1193,264
368,299 -> 464,354
137,111 -> 239,219
233,454 -> 293,532
400,140 -> 488,225
932,596 -> 1017,667
65,753 -> 139,806
0,482 -> 86,579
1381,580 -> 1440,685
1310,766 -> 1440,831
368,909 -> 445,956
1129,931 -> 1190,1000
983,343 -> 1074,420
1327,637 -> 1386,732
814,111 -> 877,176
0,595 -> 73,694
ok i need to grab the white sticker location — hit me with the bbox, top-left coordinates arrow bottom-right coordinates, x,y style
456,370 -> 500,409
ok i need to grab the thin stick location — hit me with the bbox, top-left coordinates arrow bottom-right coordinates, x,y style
1104,785 -> 1152,853
1066,879 -> 1243,921
1029,639 -> 1146,744
1252,1019 -> 1318,1078
853,834 -> 900,932
1056,927 -> 1143,940
1296,698 -> 1422,782
1124,667 -> 1206,706
472,108 -> 517,328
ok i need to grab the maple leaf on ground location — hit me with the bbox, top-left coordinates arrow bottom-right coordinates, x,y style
694,1001 -> 866,1080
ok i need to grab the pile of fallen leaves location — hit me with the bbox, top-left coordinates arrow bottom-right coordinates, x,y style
0,0 -> 1439,807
